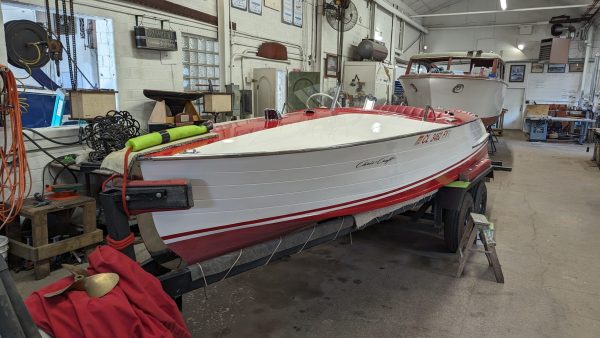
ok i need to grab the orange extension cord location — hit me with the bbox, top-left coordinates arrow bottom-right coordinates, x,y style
0,66 -> 30,230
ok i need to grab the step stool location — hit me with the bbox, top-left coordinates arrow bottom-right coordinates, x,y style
5,196 -> 103,279
456,213 -> 504,283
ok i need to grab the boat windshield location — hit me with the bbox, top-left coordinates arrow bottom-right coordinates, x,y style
408,57 -> 504,78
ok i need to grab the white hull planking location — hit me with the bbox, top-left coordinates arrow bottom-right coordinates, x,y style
140,114 -> 488,246
400,76 -> 507,120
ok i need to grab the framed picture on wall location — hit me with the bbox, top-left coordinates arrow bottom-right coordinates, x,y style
509,65 -> 526,82
282,0 -> 293,24
531,63 -> 544,73
248,0 -> 262,15
325,54 -> 338,78
569,63 -> 584,72
231,0 -> 248,11
548,64 -> 566,73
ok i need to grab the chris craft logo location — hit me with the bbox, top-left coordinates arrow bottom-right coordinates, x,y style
356,156 -> 396,168
414,130 -> 450,145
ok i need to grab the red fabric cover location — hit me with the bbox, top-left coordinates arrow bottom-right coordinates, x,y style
25,246 -> 191,338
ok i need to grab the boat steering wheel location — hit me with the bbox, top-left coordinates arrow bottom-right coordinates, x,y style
306,93 -> 342,108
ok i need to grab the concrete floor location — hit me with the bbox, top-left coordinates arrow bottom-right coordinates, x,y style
11,131 -> 600,337
181,131 -> 600,337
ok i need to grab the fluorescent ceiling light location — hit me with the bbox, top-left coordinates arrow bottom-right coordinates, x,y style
500,0 -> 507,10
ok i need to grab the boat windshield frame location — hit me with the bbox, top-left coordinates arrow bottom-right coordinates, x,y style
405,56 -> 505,79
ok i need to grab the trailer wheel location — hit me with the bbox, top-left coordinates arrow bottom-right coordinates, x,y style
473,182 -> 487,214
443,193 -> 474,252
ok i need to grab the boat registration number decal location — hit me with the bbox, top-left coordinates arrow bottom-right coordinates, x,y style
356,156 -> 396,168
415,130 -> 450,145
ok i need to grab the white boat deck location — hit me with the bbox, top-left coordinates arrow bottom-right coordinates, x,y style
174,114 -> 447,156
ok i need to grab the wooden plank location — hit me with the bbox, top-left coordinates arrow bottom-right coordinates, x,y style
31,213 -> 50,279
36,230 -> 103,260
19,196 -> 96,217
7,239 -> 36,260
456,225 -> 479,278
470,213 -> 489,227
123,0 -> 219,26
524,104 -> 550,117
479,230 -> 504,283
81,201 -> 97,233
8,230 -> 103,262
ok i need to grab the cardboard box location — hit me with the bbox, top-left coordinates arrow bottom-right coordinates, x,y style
203,93 -> 232,113
69,90 -> 117,120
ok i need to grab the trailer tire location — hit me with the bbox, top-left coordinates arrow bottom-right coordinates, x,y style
443,193 -> 474,252
473,182 -> 487,214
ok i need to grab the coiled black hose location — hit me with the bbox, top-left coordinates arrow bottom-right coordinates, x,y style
84,110 -> 141,162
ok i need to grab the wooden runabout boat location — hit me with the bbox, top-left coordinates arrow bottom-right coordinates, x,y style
134,105 -> 490,264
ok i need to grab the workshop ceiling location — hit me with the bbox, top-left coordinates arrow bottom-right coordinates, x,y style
403,0 -> 592,15
402,0 -> 464,15
403,0 -> 596,27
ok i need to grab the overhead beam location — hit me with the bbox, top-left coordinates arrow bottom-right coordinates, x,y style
427,21 -> 549,30
123,0 -> 219,27
411,4 -> 592,18
373,0 -> 429,34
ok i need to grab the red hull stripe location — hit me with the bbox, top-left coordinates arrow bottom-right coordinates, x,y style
161,142 -> 489,242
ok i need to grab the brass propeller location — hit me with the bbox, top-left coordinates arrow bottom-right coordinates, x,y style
44,264 -> 119,298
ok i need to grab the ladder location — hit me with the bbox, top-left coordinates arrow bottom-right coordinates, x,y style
456,213 -> 504,283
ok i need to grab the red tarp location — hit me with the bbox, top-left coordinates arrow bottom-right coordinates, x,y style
25,246 -> 191,338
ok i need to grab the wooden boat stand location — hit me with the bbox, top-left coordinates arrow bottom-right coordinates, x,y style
456,213 -> 504,283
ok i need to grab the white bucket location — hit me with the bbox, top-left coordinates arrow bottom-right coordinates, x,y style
0,235 -> 8,260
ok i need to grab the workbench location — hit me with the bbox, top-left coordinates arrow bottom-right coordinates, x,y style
524,116 -> 596,144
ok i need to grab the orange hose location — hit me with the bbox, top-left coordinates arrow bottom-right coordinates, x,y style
0,66 -> 30,229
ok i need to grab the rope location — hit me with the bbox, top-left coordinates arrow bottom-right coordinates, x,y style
332,217 -> 346,240
106,232 -> 135,251
298,224 -> 316,254
0,66 -> 31,230
196,263 -> 209,300
221,249 -> 243,282
264,237 -> 283,266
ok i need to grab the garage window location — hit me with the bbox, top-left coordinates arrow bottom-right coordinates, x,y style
1,2 -> 116,128
182,34 -> 220,112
